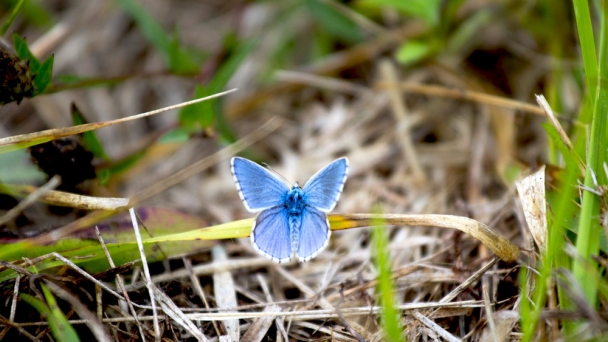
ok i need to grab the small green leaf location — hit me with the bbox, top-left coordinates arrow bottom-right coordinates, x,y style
71,103 -> 109,160
180,85 -> 211,128
159,127 -> 193,143
306,0 -> 362,43
180,40 -> 256,129
117,0 -> 198,72
107,150 -> 146,175
358,0 -> 441,26
169,30 -> 200,74
33,54 -> 54,93
395,40 -> 432,65
13,34 -> 40,71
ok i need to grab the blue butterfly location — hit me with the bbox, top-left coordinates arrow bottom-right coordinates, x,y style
231,157 -> 349,263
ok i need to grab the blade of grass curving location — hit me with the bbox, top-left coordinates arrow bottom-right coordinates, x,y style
371,208 -> 403,342
40,283 -> 81,342
0,89 -> 237,154
0,211 -> 518,281
143,213 -> 520,262
21,285 -> 80,342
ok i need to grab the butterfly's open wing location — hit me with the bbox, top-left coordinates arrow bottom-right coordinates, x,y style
303,157 -> 348,212
250,206 -> 292,263
297,206 -> 331,262
231,157 -> 289,212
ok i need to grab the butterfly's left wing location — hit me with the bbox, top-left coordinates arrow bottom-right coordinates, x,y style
231,157 -> 289,212
250,206 -> 293,263
303,157 -> 349,212
296,206 -> 331,262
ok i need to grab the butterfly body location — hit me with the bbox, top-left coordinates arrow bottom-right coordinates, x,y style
231,157 -> 348,263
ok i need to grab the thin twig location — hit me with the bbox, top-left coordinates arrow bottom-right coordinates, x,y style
129,208 -> 160,341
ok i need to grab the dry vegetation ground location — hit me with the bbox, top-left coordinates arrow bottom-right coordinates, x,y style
0,0 -> 586,341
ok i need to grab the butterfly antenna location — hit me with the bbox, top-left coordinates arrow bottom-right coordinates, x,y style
262,162 -> 293,185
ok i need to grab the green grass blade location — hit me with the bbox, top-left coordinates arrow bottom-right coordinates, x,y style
572,0 -> 608,305
116,0 -> 169,59
116,0 -> 198,74
0,0 -> 26,36
21,286 -> 80,342
371,211 -> 403,342
40,283 -> 80,342
305,0 -> 362,43
572,0 -> 598,98
179,40 -> 256,130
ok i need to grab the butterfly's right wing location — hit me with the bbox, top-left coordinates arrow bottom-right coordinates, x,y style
231,157 -> 289,212
303,157 -> 348,212
250,206 -> 293,263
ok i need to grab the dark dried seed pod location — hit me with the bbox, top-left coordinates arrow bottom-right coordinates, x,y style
0,47 -> 35,105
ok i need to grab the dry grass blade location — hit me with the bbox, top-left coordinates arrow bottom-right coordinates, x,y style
239,304 -> 282,342
0,89 -> 237,154
212,246 -> 239,341
437,258 -> 500,305
12,301 -> 484,328
129,208 -> 160,341
28,252 -> 152,309
481,276 -> 499,342
379,59 -> 426,183
516,166 -> 548,252
129,257 -> 271,290
152,286 -> 210,342
0,175 -> 60,226
130,208 -> 209,342
275,70 -> 370,95
94,226 -> 147,341
0,184 -> 129,210
535,94 -> 575,151
412,311 -> 461,342
0,316 -> 39,341
332,214 -> 520,261
374,81 -> 547,117
139,213 -> 518,262
480,311 -> 520,342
